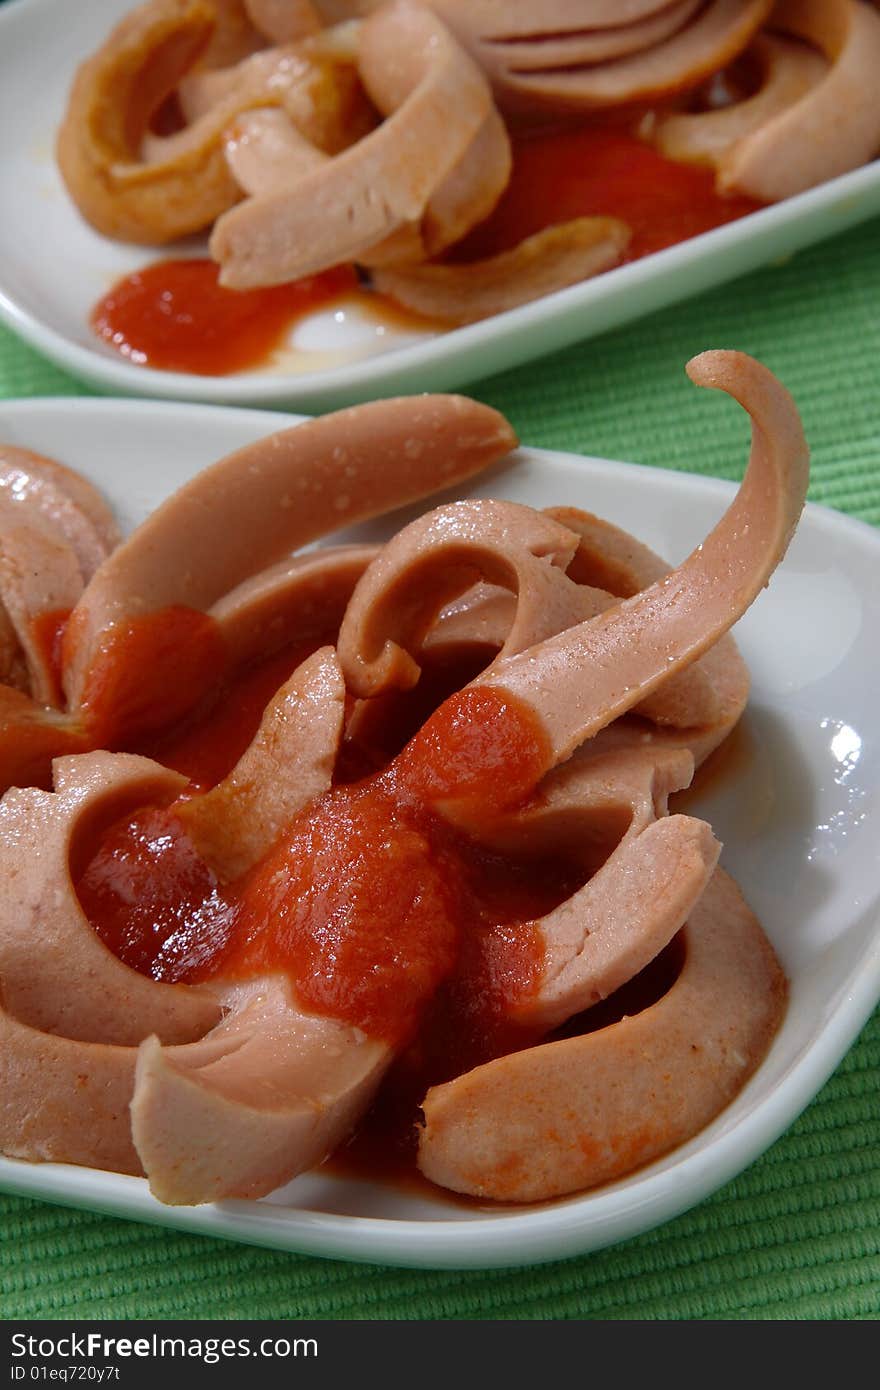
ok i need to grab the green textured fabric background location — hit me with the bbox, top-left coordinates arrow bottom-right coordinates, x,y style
1,209 -> 878,1319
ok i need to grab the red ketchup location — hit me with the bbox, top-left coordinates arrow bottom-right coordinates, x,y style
78,686 -> 561,1045
91,258 -> 359,376
452,125 -> 762,265
75,664 -> 681,1177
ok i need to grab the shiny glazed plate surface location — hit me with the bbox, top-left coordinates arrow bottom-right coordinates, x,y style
0,394 -> 878,1269
2,0 -> 880,411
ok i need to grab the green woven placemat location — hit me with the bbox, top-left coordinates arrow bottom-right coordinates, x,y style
1,217 -> 878,1321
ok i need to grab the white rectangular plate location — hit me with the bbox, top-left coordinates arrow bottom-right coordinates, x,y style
0,394 -> 878,1269
1,0 -> 879,411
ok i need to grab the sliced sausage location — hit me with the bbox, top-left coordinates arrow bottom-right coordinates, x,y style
0,752 -> 220,1045
418,868 -> 787,1201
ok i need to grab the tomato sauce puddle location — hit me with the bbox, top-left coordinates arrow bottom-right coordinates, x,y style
91,259 -> 361,376
451,125 -> 762,265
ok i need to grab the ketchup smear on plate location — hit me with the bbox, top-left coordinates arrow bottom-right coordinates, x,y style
453,125 -> 762,264
91,258 -> 358,376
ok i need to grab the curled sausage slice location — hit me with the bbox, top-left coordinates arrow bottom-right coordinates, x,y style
514,814 -> 720,1033
56,0 -> 234,243
477,1 -> 703,80
337,500 -> 588,697
0,1005 -> 147,1175
222,107 -> 328,195
176,38 -> 363,130
245,0 -> 322,44
0,446 -> 120,578
548,505 -> 751,743
146,42 -> 372,169
198,16 -> 508,269
343,557 -> 603,770
427,1 -> 679,41
0,505 -> 84,707
131,976 -> 391,1203
57,0 -> 370,245
396,105 -> 511,264
355,8 -> 512,263
1,773 -> 387,1191
482,745 -> 697,863
489,616 -> 745,768
651,33 -> 828,168
211,543 -> 377,667
0,753 -> 220,1046
225,104 -> 511,271
475,350 -> 808,776
0,448 -> 119,704
339,491 -> 750,772
210,2 -> 495,286
477,745 -> 718,1032
371,219 -> 630,326
494,0 -> 773,114
418,867 -> 787,1202
177,646 -> 345,878
0,985 -> 264,1178
62,395 -> 517,716
718,0 -> 880,201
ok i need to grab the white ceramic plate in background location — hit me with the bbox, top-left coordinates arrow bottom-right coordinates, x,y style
2,0 -> 880,412
0,394 -> 877,1269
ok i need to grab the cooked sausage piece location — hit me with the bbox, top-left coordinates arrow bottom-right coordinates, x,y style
487,0 -> 774,114
132,975 -> 391,1203
211,544 -> 377,667
718,0 -> 880,200
0,753 -> 220,1046
337,499 -> 587,696
178,646 -> 346,878
652,33 -> 828,168
210,2 -> 497,285
474,350 -> 808,775
62,395 -> 517,714
371,219 -> 630,325
418,868 -> 787,1201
